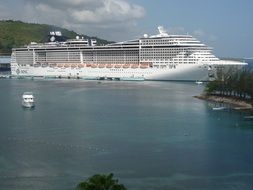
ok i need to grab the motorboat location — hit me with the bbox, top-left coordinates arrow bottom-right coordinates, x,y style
195,81 -> 203,85
212,106 -> 226,111
22,92 -> 35,108
244,116 -> 253,120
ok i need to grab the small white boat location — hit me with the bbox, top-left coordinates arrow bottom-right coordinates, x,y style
22,92 -> 35,108
212,106 -> 226,111
195,81 -> 203,85
244,116 -> 253,120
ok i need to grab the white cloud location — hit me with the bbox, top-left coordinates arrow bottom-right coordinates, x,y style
24,0 -> 103,10
70,0 -> 144,24
15,0 -> 146,40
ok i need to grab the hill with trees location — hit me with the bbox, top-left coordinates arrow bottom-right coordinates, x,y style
0,20 -> 113,54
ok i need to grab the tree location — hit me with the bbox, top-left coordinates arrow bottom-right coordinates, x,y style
205,80 -> 220,95
76,173 -> 127,190
204,66 -> 253,101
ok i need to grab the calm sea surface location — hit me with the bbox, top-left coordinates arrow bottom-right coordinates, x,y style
0,79 -> 252,190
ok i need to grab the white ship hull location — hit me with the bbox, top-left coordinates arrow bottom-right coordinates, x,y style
11,63 -> 211,81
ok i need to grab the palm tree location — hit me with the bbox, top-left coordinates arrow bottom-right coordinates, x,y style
76,173 -> 127,190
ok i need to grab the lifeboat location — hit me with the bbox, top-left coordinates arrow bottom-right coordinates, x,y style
78,64 -> 85,68
114,64 -> 122,68
98,64 -> 105,68
106,64 -> 113,68
131,64 -> 138,69
71,64 -> 78,68
140,63 -> 149,69
91,64 -> 98,68
86,63 -> 91,67
123,64 -> 130,68
64,64 -> 70,68
41,62 -> 48,67
57,64 -> 64,68
49,63 -> 56,68
34,63 -> 41,67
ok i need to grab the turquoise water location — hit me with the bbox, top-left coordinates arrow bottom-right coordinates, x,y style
0,79 -> 252,190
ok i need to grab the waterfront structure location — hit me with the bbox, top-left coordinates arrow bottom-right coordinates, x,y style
10,27 -> 247,81
0,56 -> 11,71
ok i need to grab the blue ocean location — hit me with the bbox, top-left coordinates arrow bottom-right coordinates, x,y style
0,79 -> 252,190
245,58 -> 253,69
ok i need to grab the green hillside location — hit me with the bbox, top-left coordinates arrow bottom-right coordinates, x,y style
0,20 -> 113,54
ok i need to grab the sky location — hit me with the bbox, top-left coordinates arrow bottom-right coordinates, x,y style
0,0 -> 252,58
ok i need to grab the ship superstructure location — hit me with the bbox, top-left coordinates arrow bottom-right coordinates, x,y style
10,26 -> 247,81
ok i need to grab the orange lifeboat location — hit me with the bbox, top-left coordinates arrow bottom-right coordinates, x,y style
98,64 -> 105,68
57,64 -> 64,68
78,64 -> 84,68
86,63 -> 91,67
114,64 -> 122,68
71,64 -> 78,68
106,64 -> 113,68
64,64 -> 70,68
123,64 -> 130,68
140,63 -> 149,69
91,64 -> 98,68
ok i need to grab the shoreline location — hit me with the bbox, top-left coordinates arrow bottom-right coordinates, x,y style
194,94 -> 253,110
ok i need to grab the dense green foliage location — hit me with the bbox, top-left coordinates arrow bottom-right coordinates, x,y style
0,20 -> 113,54
205,67 -> 253,100
76,173 -> 127,190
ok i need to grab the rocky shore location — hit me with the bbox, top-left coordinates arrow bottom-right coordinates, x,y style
194,94 -> 253,110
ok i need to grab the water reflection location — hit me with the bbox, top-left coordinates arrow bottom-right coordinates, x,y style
0,79 -> 252,190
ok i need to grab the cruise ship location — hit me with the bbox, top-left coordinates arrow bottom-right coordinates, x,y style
10,26 -> 247,81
